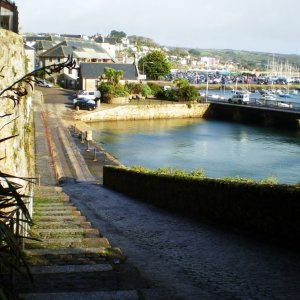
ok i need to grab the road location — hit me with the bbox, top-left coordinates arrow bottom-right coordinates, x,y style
39,87 -> 300,300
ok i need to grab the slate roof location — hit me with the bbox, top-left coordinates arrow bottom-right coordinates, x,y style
24,36 -> 53,42
39,40 -> 114,61
36,40 -> 59,51
80,63 -> 138,80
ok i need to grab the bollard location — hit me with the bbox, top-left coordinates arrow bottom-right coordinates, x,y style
86,140 -> 90,152
86,130 -> 92,152
93,148 -> 97,161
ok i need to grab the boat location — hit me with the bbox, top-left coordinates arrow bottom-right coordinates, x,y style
278,91 -> 293,98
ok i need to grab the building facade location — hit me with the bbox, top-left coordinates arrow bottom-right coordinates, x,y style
0,0 -> 18,33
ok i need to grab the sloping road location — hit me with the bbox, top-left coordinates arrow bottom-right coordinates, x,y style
39,87 -> 300,300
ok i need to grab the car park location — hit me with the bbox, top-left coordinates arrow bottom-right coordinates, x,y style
73,99 -> 96,111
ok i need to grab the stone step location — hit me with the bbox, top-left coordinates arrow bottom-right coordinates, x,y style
28,263 -> 113,274
35,202 -> 75,208
24,247 -> 123,257
18,290 -> 140,300
34,190 -> 68,198
25,237 -> 110,249
24,247 -> 124,266
34,195 -> 70,203
30,228 -> 100,238
33,215 -> 87,222
35,186 -> 63,192
34,210 -> 81,216
33,220 -> 92,229
34,204 -> 77,212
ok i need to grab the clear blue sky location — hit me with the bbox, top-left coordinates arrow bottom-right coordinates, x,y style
15,0 -> 299,55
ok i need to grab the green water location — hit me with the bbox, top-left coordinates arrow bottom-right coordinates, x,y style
90,118 -> 300,184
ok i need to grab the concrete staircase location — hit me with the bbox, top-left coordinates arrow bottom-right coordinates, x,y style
16,186 -> 142,300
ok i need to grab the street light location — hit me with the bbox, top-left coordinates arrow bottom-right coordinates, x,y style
142,62 -> 154,80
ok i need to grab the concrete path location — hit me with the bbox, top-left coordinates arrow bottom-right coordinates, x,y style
21,91 -> 145,300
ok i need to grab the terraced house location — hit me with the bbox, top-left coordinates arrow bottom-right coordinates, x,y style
38,39 -> 116,89
0,0 -> 18,33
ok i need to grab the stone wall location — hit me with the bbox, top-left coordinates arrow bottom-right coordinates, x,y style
79,103 -> 210,122
0,29 -> 33,183
103,165 -> 300,247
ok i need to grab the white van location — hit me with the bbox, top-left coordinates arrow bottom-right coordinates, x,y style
228,93 -> 250,104
76,90 -> 101,101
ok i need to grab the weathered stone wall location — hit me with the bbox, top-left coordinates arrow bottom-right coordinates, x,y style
0,29 -> 33,181
79,103 -> 210,122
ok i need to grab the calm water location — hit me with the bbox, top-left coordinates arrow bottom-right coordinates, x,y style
90,118 -> 300,184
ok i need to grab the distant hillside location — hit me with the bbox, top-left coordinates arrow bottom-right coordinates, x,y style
185,48 -> 300,70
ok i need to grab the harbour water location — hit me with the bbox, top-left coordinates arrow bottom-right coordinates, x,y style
90,118 -> 300,184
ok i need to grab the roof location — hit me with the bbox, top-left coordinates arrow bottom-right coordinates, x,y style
80,63 -> 138,80
24,36 -> 53,42
39,40 -> 114,60
36,40 -> 59,51
0,0 -> 17,10
94,36 -> 117,45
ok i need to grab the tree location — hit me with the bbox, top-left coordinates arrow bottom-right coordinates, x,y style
173,78 -> 189,89
98,67 -> 129,102
168,47 -> 189,57
128,35 -> 159,48
100,67 -> 124,86
138,50 -> 171,80
110,30 -> 126,43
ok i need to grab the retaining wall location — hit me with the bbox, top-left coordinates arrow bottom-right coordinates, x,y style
79,103 -> 210,122
103,166 -> 300,246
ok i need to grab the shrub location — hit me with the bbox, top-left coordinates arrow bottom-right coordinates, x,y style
114,83 -> 129,97
259,176 -> 278,185
147,82 -> 163,97
177,85 -> 200,102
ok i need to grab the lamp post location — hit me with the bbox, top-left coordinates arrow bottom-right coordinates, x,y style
142,62 -> 154,80
205,69 -> 209,102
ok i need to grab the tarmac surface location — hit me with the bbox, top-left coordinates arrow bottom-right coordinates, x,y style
33,87 -> 300,299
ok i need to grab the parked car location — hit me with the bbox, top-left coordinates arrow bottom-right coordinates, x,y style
76,90 -> 101,100
228,93 -> 250,104
36,79 -> 53,88
73,99 -> 96,111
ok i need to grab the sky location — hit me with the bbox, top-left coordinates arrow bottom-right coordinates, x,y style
15,0 -> 300,55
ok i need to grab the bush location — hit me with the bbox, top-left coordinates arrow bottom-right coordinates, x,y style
177,85 -> 200,102
99,82 -> 129,101
125,83 -> 152,98
114,83 -> 129,97
164,89 -> 178,101
141,84 -> 152,97
147,82 -> 163,96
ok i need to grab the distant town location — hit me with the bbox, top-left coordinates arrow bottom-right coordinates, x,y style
21,30 -> 300,90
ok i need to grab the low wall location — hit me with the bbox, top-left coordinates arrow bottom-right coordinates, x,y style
204,103 -> 300,128
103,166 -> 300,246
79,103 -> 210,122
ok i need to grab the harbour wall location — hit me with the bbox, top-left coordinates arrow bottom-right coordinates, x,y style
78,102 -> 300,128
204,102 -> 300,128
79,103 -> 210,122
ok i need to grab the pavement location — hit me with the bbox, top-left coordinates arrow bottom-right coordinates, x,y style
17,91 -> 147,300
27,88 -> 300,300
